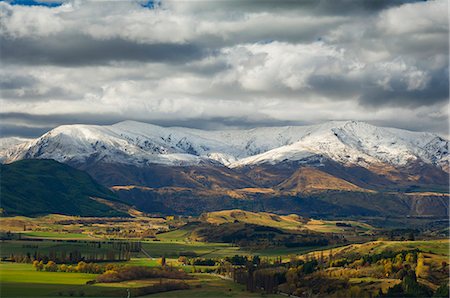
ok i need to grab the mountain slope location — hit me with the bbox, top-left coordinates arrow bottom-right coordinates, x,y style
2,120 -> 448,171
276,167 -> 367,193
0,137 -> 31,163
0,121 -> 448,218
0,159 -> 127,217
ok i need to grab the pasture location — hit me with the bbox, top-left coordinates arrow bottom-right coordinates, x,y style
0,262 -> 284,297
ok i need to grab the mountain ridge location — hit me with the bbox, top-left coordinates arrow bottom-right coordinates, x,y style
1,120 -> 448,172
1,120 -> 448,218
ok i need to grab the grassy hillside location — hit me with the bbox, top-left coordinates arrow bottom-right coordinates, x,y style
154,210 -> 375,251
201,209 -> 374,233
0,159 -> 126,217
276,167 -> 368,193
302,239 -> 450,260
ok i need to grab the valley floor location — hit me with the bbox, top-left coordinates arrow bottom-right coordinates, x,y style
0,213 -> 448,297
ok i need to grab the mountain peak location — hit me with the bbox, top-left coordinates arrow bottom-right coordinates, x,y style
0,121 -> 447,171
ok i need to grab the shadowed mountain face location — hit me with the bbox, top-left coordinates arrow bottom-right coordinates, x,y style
0,159 -> 127,217
1,121 -> 448,218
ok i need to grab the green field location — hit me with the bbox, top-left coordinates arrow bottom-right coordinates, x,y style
141,240 -> 246,258
22,231 -> 93,239
0,262 -> 101,297
156,227 -> 194,241
0,262 -> 283,298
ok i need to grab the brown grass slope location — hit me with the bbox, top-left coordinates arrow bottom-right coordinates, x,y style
276,167 -> 368,193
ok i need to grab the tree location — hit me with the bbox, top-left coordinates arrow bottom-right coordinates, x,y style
36,261 -> 44,271
44,261 -> 57,272
285,268 -> 299,292
383,260 -> 393,277
415,253 -> 430,279
32,260 -> 43,271
178,256 -> 187,265
159,256 -> 166,267
405,252 -> 415,263
252,255 -> 261,266
76,261 -> 87,273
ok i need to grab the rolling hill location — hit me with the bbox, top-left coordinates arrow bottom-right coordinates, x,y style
0,159 -> 127,217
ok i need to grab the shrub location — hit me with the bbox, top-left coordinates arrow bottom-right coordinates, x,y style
44,261 -> 58,272
96,266 -> 189,283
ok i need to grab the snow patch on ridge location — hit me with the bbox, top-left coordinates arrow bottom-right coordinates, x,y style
1,120 -> 448,170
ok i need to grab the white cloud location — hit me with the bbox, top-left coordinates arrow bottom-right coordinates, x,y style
0,0 -> 448,137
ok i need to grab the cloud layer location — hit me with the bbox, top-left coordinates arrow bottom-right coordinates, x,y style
0,0 -> 448,137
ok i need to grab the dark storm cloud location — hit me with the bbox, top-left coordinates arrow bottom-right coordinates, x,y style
0,34 -> 205,66
3,109 -> 447,139
307,75 -> 360,98
306,67 -> 449,108
371,110 -> 449,137
0,112 -> 308,137
359,68 -> 449,108
0,112 -> 126,127
0,123 -> 53,137
0,73 -> 79,101
167,0 -> 424,16
0,74 -> 37,89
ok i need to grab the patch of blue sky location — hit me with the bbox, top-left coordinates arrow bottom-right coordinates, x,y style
4,0 -> 63,7
140,0 -> 160,9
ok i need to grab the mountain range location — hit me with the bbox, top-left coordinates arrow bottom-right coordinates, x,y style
1,120 -> 448,218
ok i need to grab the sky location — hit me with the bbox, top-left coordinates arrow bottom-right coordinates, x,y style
0,0 -> 448,138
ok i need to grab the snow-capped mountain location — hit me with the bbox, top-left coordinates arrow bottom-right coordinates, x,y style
1,120 -> 448,171
0,137 -> 32,163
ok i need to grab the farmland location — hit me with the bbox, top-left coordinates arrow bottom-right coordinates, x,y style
0,211 -> 448,297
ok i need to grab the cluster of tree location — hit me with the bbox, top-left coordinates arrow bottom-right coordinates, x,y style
33,260 -> 106,274
9,251 -> 82,264
380,270 -> 434,297
327,249 -> 419,269
0,231 -> 21,240
111,241 -> 142,253
9,249 -> 128,264
220,247 -> 447,298
225,255 -> 249,266
7,241 -> 141,264
283,272 -> 351,297
383,229 -> 418,241
296,249 -> 449,297
231,255 -> 287,294
190,258 -> 216,266
54,218 -> 128,225
104,228 -> 157,239
96,266 -> 189,283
